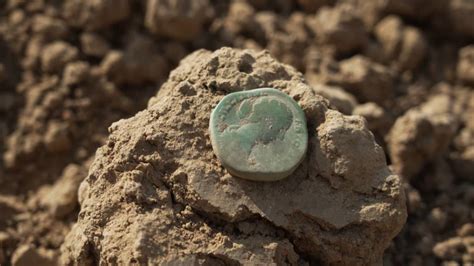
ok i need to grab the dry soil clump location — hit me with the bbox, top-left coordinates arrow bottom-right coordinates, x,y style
61,48 -> 406,265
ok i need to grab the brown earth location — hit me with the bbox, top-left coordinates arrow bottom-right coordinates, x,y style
0,0 -> 473,265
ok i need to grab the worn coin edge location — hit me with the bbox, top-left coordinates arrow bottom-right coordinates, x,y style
209,88 -> 308,182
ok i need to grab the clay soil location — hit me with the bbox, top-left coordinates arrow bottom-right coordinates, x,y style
0,0 -> 473,265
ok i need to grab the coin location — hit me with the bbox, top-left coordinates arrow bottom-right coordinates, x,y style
209,88 -> 308,181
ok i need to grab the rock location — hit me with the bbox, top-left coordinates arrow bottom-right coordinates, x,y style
266,13 -> 309,70
374,15 -> 403,62
41,41 -> 79,73
312,110 -> 394,193
352,102 -> 392,136
405,184 -> 422,214
62,61 -> 91,86
311,84 -> 358,114
457,45 -> 474,84
427,207 -> 448,231
304,46 -> 337,82
2,77 -> 62,170
39,164 -> 86,218
458,223 -> 474,237
31,15 -> 68,40
62,0 -> 130,30
43,120 -> 71,153
310,3 -> 368,54
219,1 -> 257,38
100,51 -> 124,81
374,16 -> 427,71
330,55 -> 394,105
80,32 -> 110,58
254,12 -> 280,43
397,26 -> 427,71
339,0 -> 384,29
100,33 -> 168,85
387,93 -> 459,179
223,11 -> 309,70
23,36 -> 46,70
145,0 -> 214,41
61,48 -> 406,265
433,236 -> 474,263
11,245 -> 56,266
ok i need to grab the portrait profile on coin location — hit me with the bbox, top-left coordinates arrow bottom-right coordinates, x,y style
209,88 -> 308,181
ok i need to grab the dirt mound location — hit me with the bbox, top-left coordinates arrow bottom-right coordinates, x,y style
61,47 -> 406,265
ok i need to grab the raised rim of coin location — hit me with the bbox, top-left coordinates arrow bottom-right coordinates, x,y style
209,88 -> 308,181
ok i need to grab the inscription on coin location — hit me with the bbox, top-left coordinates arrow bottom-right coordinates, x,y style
209,88 -> 308,181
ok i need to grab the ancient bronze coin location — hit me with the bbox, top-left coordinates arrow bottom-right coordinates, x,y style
209,88 -> 308,181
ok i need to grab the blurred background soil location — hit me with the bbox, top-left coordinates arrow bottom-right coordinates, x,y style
0,0 -> 473,265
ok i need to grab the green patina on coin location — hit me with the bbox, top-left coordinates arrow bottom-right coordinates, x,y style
209,88 -> 308,181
